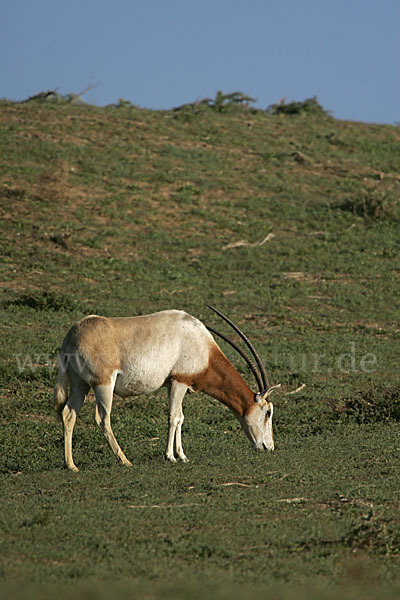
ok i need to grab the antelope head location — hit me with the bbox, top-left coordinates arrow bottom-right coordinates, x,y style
207,305 -> 280,451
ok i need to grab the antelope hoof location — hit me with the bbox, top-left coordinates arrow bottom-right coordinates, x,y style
66,464 -> 79,473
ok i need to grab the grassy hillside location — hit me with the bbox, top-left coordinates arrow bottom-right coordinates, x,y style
0,94 -> 399,597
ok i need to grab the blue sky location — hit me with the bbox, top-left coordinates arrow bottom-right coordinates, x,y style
2,0 -> 399,124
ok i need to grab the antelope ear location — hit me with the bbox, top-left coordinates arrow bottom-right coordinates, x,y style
256,384 -> 281,403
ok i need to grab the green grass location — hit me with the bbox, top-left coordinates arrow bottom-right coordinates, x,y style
0,95 -> 399,598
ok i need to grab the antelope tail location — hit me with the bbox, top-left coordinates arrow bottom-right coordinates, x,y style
53,363 -> 69,416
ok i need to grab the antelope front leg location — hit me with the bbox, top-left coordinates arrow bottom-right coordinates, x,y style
165,381 -> 188,463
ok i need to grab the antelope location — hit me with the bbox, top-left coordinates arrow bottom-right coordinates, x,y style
53,306 -> 280,471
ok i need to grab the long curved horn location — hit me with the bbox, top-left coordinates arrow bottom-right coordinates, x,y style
206,325 -> 264,392
206,305 -> 269,389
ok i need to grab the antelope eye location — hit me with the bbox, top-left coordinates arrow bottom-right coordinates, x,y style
265,409 -> 271,419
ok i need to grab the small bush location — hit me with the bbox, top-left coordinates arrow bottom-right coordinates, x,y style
334,384 -> 400,424
267,96 -> 330,117
345,510 -> 400,555
173,90 -> 257,117
3,290 -> 78,312
22,88 -> 93,104
338,189 -> 399,221
208,90 -> 257,112
110,98 -> 142,110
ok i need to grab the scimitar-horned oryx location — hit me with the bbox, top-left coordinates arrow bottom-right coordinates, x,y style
53,305 -> 280,471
